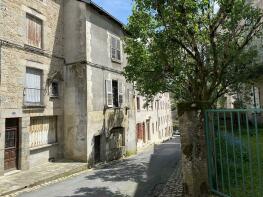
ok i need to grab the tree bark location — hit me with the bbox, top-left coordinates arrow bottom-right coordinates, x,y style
178,104 -> 209,197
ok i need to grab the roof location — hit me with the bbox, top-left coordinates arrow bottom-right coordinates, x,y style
79,0 -> 126,29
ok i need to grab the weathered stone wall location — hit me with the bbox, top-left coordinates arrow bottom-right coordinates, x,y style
63,0 -> 136,164
64,64 -> 88,162
0,0 -> 65,173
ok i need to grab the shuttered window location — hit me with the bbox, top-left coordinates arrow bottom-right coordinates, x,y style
29,116 -> 57,148
27,14 -> 43,48
106,80 -> 113,107
111,36 -> 121,61
118,81 -> 124,107
105,80 -> 125,107
25,67 -> 43,105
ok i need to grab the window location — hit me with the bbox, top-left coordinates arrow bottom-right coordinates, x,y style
29,116 -> 57,148
50,81 -> 59,97
27,14 -> 43,48
106,80 -> 124,108
24,67 -> 43,106
111,36 -> 121,62
251,86 -> 261,109
136,97 -> 140,111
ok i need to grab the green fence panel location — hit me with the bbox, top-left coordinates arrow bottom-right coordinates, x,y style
205,109 -> 263,197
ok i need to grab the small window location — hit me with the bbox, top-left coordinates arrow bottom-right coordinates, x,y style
111,36 -> 121,62
27,14 -> 43,48
50,81 -> 59,97
137,97 -> 140,111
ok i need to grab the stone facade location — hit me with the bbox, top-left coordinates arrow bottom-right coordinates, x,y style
0,0 -> 64,175
0,0 -> 173,175
62,0 -> 137,164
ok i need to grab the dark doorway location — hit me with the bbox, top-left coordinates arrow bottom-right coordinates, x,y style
4,118 -> 19,171
94,135 -> 101,163
112,80 -> 118,107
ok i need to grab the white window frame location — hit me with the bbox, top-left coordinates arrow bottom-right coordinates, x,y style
25,67 -> 43,106
110,36 -> 122,63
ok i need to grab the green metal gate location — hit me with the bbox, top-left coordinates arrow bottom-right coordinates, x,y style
205,109 -> 263,197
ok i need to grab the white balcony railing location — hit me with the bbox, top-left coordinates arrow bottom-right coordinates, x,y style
23,88 -> 44,106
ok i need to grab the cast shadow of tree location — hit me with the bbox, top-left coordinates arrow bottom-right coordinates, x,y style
58,139 -> 180,197
61,187 -> 129,197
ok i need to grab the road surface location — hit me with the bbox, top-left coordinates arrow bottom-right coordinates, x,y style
19,137 -> 181,197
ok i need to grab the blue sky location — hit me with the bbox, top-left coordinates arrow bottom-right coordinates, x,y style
92,0 -> 133,24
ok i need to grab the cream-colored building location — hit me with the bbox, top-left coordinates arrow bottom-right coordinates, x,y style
135,93 -> 173,149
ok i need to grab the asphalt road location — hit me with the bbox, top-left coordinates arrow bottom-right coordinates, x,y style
19,137 -> 181,197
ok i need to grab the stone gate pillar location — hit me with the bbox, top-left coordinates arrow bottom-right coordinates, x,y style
178,103 -> 209,197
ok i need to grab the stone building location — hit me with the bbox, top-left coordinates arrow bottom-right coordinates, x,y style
0,0 -> 172,175
0,0 -> 64,174
135,93 -> 173,149
63,0 -> 137,164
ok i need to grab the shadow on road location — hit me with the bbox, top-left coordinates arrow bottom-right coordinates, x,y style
62,187 -> 129,197
59,138 -> 181,197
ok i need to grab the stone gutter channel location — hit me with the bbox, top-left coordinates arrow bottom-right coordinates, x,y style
158,160 -> 183,197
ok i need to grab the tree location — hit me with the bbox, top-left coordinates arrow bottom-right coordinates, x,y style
124,0 -> 263,196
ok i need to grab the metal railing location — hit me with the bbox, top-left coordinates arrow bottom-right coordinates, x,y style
23,88 -> 45,106
205,109 -> 263,197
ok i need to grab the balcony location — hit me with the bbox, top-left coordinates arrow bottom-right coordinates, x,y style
23,88 -> 45,107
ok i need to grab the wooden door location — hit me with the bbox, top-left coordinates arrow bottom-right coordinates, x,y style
4,119 -> 19,171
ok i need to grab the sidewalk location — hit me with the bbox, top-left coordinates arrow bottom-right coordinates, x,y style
159,160 -> 183,197
0,160 -> 88,196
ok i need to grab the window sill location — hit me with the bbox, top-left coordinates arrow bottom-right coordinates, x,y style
50,96 -> 59,99
111,58 -> 122,64
24,44 -> 44,53
23,104 -> 45,109
30,143 -> 59,151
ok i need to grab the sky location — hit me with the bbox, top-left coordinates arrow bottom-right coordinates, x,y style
92,0 -> 133,24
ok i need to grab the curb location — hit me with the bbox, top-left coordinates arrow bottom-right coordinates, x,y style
1,164 -> 89,197
1,150 -> 141,197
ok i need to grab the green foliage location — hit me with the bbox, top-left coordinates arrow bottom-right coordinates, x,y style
124,0 -> 263,105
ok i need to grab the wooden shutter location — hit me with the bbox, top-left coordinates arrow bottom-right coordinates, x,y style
118,81 -> 124,106
106,80 -> 113,107
27,15 -> 42,48
116,40 -> 121,61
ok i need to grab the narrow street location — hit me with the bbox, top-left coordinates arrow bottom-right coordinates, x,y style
18,137 -> 181,197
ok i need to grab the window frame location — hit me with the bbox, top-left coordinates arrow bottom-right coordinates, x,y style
24,67 -> 44,106
110,36 -> 122,63
26,13 -> 43,49
105,79 -> 125,108
50,81 -> 59,98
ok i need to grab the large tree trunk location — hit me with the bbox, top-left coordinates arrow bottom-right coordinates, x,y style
178,104 -> 209,197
